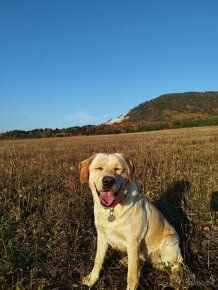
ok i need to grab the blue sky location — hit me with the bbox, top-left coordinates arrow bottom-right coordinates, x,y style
0,0 -> 218,132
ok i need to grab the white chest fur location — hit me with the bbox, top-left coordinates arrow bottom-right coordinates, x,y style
94,196 -> 147,253
104,216 -> 132,250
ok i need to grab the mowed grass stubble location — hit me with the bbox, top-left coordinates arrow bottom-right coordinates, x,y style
0,126 -> 217,289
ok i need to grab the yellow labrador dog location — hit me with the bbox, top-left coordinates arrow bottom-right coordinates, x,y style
80,153 -> 183,290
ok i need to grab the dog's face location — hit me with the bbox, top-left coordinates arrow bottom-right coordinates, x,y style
79,153 -> 134,207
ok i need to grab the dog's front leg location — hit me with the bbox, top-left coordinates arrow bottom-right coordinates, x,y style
126,242 -> 139,290
82,230 -> 108,287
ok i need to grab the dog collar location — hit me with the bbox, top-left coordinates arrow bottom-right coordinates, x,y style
108,196 -> 125,222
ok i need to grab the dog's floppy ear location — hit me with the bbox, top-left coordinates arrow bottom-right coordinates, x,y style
79,154 -> 96,183
125,157 -> 135,182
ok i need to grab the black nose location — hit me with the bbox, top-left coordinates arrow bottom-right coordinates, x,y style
102,176 -> 115,188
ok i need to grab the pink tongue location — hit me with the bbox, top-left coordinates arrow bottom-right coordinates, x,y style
99,191 -> 115,206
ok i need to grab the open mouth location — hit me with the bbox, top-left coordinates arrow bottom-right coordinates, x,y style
96,185 -> 122,207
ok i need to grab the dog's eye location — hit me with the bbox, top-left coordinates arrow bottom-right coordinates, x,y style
114,167 -> 122,172
95,167 -> 103,170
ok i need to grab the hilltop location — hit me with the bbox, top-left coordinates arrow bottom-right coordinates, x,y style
1,91 -> 218,139
106,91 -> 218,125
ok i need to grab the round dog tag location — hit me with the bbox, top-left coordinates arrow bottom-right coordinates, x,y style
108,214 -> 115,222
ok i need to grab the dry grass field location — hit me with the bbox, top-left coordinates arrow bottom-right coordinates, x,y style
0,126 -> 217,289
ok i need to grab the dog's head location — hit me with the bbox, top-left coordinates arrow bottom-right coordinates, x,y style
79,153 -> 135,207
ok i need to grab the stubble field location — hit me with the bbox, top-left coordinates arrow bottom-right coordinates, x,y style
0,126 -> 217,289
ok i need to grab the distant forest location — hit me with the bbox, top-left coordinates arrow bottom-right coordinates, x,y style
1,117 -> 218,140
1,91 -> 218,140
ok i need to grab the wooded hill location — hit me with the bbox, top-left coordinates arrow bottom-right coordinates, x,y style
1,91 -> 218,139
125,91 -> 218,123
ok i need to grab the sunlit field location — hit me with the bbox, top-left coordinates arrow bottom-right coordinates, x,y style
0,126 -> 217,289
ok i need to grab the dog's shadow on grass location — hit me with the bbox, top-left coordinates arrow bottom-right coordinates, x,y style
154,180 -> 191,246
210,191 -> 218,212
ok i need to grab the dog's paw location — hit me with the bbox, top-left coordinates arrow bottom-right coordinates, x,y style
82,273 -> 98,287
126,283 -> 138,290
126,278 -> 139,290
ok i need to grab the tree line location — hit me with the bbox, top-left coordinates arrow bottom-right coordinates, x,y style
1,117 -> 218,140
